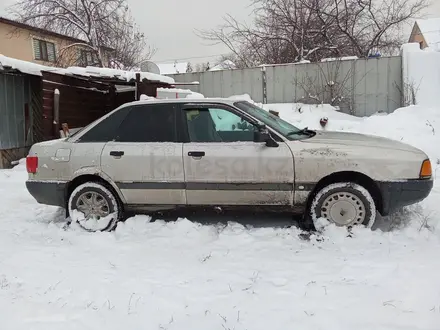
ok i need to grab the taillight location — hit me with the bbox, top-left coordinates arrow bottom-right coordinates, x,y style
26,156 -> 38,174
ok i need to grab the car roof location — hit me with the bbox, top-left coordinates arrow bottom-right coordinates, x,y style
122,98 -> 247,108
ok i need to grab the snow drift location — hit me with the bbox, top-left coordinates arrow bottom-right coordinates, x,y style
0,99 -> 440,329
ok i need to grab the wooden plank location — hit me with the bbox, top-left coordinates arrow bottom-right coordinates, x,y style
30,76 -> 44,144
43,98 -> 54,108
42,71 -> 111,91
0,147 -> 29,169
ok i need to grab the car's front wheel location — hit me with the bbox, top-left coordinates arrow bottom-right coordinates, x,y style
309,182 -> 377,228
68,182 -> 122,232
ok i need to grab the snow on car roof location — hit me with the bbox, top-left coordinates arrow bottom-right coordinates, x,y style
0,54 -> 174,84
124,97 -> 248,107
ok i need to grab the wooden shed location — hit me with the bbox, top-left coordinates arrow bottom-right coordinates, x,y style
0,70 -> 43,167
0,55 -> 174,168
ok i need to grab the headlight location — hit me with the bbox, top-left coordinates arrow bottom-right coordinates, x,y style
420,159 -> 432,179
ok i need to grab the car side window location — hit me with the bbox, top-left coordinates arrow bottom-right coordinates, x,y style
78,106 -> 132,142
185,107 -> 256,143
116,104 -> 177,142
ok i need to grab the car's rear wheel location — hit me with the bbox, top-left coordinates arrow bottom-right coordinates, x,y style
68,182 -> 122,232
309,182 -> 377,228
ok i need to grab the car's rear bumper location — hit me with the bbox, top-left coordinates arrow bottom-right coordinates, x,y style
378,179 -> 433,216
26,180 -> 67,207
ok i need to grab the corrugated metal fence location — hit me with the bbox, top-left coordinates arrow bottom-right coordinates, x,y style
169,56 -> 403,116
0,72 -> 31,149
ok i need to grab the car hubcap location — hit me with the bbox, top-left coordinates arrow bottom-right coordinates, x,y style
75,191 -> 110,223
320,192 -> 366,226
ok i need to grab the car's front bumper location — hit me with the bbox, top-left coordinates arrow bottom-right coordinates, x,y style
378,179 -> 433,216
26,180 -> 67,207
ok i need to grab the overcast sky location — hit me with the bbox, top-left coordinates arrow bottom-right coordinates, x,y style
125,0 -> 253,64
1,0 -> 440,65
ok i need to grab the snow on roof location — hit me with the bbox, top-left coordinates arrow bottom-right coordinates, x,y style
0,54 -> 174,84
321,56 -> 358,62
0,54 -> 55,76
157,87 -> 193,94
416,18 -> 440,50
156,62 -> 188,75
156,87 -> 205,99
209,60 -> 236,71
64,66 -> 175,84
115,85 -> 136,92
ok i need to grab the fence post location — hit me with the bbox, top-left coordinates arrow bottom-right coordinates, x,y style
261,65 -> 267,104
135,73 -> 141,100
53,88 -> 60,137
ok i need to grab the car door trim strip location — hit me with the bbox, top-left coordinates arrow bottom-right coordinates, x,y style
116,182 -> 315,192
117,182 -> 185,190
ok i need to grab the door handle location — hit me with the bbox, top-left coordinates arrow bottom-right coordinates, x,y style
188,151 -> 205,157
110,151 -> 124,157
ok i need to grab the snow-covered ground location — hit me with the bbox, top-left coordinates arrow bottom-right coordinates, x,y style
1,100 -> 440,329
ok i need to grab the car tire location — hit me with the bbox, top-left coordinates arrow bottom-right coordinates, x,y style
309,182 -> 377,228
68,182 -> 122,232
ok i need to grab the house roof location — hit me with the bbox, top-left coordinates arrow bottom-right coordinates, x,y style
416,18 -> 440,50
156,62 -> 188,75
0,54 -> 175,85
0,16 -> 87,44
210,60 -> 236,71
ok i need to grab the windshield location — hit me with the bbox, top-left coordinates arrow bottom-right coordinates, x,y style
234,101 -> 310,140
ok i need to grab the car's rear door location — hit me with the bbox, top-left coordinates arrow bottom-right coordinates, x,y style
180,103 -> 295,206
100,103 -> 186,205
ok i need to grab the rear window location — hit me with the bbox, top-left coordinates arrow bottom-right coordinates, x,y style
115,104 -> 178,142
78,106 -> 132,142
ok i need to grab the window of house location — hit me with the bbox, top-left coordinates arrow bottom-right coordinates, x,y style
33,38 -> 56,62
78,49 -> 99,67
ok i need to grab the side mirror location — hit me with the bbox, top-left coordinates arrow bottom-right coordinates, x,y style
254,125 -> 279,147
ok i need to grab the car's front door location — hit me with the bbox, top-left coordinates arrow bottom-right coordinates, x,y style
181,103 -> 295,206
100,103 -> 186,205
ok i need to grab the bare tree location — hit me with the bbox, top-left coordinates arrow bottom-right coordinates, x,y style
10,0 -> 155,69
295,58 -> 360,114
214,54 -> 242,69
194,63 -> 202,72
194,62 -> 211,72
199,0 -> 429,66
326,0 -> 430,57
395,78 -> 421,106
198,0 -> 348,66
